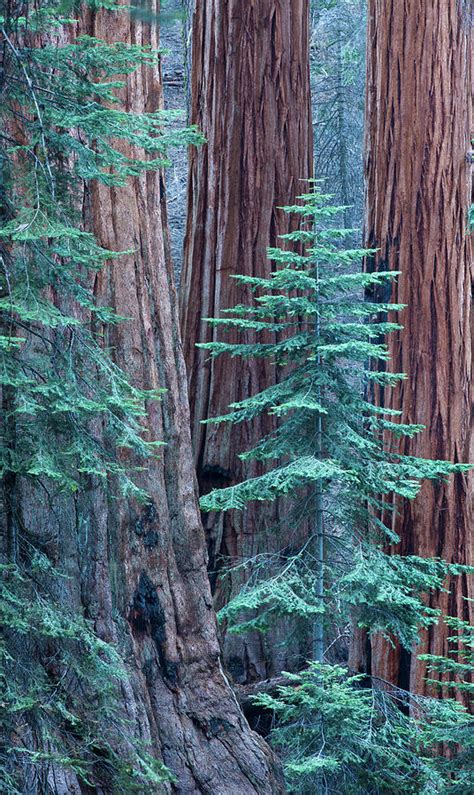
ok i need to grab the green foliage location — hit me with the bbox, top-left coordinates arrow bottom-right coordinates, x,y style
4,37 -> 135,491
256,663 -> 473,794
0,0 -> 201,499
200,187 -> 470,647
0,0 -> 199,788
420,614 -> 474,697
199,187 -> 473,793
0,560 -> 175,792
414,615 -> 474,793
218,549 -> 466,657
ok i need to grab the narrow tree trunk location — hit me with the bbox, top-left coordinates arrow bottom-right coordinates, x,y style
335,17 -> 350,227
351,0 -> 473,700
179,0 -> 313,684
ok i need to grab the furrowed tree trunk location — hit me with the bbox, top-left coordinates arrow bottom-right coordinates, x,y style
79,4 -> 284,790
4,3 -> 284,792
350,0 -> 473,701
179,0 -> 313,684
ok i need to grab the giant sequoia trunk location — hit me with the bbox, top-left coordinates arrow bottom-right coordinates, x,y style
3,4 -> 284,792
350,0 -> 473,699
77,5 -> 284,791
179,0 -> 313,684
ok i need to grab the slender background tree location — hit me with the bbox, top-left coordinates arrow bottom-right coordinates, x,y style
310,0 -> 366,230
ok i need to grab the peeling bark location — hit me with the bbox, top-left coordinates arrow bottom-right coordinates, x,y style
179,0 -> 313,683
350,0 -> 473,701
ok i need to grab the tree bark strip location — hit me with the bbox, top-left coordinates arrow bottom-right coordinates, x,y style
179,0 -> 313,684
351,0 -> 473,700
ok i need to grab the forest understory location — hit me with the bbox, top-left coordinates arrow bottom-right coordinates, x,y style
0,1 -> 472,794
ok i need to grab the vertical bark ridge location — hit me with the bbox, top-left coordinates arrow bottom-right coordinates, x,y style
180,0 -> 313,684
81,4 -> 285,789
357,0 -> 472,701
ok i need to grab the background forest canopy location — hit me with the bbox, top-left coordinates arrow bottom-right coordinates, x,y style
0,1 -> 472,794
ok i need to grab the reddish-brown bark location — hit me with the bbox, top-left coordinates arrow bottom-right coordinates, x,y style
79,5 -> 284,790
2,3 -> 285,792
350,0 -> 473,700
179,0 -> 313,684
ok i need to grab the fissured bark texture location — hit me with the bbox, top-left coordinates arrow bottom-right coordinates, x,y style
9,3 -> 284,792
350,0 -> 473,700
179,0 -> 313,684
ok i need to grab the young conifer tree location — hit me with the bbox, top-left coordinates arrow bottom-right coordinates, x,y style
200,186 -> 470,652
199,187 -> 473,791
254,660 -> 473,794
0,2 -> 196,502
